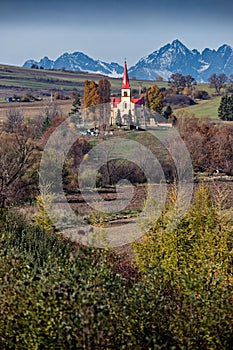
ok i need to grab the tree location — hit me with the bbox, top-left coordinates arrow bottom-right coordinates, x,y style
168,73 -> 195,93
146,85 -> 163,113
229,73 -> 233,84
0,117 -> 41,207
127,110 -> 133,126
98,79 -> 111,104
184,74 -> 195,88
218,95 -> 233,121
98,79 -> 111,126
54,92 -> 60,100
156,76 -> 163,82
163,105 -> 173,120
115,109 -> 122,127
4,108 -> 24,133
69,92 -> 82,125
208,73 -> 228,94
84,80 -> 100,109
168,73 -> 186,93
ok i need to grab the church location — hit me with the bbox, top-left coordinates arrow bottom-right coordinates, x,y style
110,61 -> 145,126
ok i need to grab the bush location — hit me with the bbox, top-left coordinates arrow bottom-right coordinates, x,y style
163,94 -> 195,109
133,184 -> 233,348
194,90 -> 210,100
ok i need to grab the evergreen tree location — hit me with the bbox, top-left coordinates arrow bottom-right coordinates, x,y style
115,109 -> 122,127
218,95 -> 233,121
69,92 -> 82,124
163,105 -> 173,120
127,109 -> 133,126
42,116 -> 51,133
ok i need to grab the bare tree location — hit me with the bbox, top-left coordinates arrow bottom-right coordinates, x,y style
4,108 -> 24,133
208,73 -> 228,94
0,117 -> 41,207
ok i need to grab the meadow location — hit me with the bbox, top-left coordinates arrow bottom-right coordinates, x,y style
176,95 -> 222,119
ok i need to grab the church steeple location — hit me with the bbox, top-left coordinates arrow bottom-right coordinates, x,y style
122,61 -> 130,89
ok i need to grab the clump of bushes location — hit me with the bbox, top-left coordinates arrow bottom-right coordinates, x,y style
164,94 -> 195,108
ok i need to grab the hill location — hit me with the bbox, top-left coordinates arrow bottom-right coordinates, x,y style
0,64 -> 160,100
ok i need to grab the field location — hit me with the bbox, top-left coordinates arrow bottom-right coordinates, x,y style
0,99 -> 73,122
175,95 -> 222,119
0,64 -> 162,97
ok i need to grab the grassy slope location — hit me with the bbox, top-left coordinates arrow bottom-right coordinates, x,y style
0,64 -> 166,94
175,96 -> 222,119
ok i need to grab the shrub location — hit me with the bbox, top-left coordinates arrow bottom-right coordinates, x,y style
163,94 -> 195,109
133,184 -> 233,348
194,90 -> 210,100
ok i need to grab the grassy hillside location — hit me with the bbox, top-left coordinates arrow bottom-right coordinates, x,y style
175,96 -> 222,119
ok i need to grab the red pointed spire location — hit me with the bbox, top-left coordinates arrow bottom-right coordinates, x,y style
122,60 -> 130,89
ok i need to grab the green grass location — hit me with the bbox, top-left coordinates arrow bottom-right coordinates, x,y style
175,96 -> 222,119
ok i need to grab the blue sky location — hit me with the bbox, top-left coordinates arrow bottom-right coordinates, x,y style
1,0 -> 233,67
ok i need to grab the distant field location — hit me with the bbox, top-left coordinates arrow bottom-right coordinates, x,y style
0,64 -> 165,98
0,99 -> 72,122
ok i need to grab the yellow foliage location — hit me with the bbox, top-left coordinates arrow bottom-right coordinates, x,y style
133,184 -> 233,290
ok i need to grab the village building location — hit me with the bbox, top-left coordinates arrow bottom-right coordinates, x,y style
110,61 -> 145,126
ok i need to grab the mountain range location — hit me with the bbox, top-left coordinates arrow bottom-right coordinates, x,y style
23,39 -> 233,82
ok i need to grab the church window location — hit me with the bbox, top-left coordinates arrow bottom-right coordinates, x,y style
124,91 -> 127,97
124,103 -> 127,109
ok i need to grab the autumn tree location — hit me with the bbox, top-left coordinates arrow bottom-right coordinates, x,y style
54,92 -> 60,100
98,79 -> 111,104
84,80 -> 100,109
156,75 -> 163,82
208,73 -> 228,94
83,80 -> 100,124
218,95 -> 233,121
177,116 -> 233,174
146,84 -> 163,113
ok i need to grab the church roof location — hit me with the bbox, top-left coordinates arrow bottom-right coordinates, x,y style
122,61 -> 130,89
131,96 -> 145,105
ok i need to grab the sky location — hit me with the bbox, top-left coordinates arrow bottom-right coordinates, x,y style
1,0 -> 233,67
